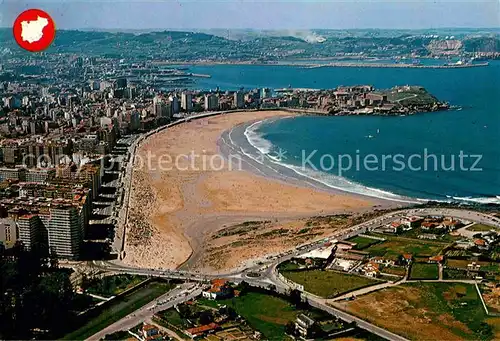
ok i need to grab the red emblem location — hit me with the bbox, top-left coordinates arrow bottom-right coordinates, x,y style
13,9 -> 56,52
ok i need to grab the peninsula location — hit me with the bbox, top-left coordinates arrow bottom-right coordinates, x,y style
269,85 -> 449,116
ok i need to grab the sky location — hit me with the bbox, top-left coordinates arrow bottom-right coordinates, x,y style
0,0 -> 498,30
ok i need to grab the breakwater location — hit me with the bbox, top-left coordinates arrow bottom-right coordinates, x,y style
305,62 -> 489,69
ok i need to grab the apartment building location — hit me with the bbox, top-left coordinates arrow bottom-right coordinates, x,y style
0,217 -> 17,246
0,167 -> 26,181
181,92 -> 193,112
3,188 -> 90,259
204,94 -> 219,111
17,215 -> 41,252
25,168 -> 56,183
40,204 -> 83,259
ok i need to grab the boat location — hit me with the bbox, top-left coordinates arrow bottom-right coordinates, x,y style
471,56 -> 488,62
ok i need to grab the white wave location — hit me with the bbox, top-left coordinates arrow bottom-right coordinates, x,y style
267,154 -> 282,163
451,196 -> 500,205
243,119 -> 274,155
241,119 -> 418,203
228,126 -> 264,165
266,158 -> 418,204
417,197 -> 450,203
239,118 -> 489,205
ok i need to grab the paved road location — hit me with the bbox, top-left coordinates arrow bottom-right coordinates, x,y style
330,279 -> 404,302
329,275 -> 478,303
90,207 -> 499,341
87,283 -> 202,341
405,279 -> 477,284
308,295 -> 410,341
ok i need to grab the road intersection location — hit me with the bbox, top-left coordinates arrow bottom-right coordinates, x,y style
89,207 -> 500,341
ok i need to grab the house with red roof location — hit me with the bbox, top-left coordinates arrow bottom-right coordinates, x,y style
201,279 -> 234,300
185,323 -> 219,338
428,255 -> 444,264
400,253 -> 413,265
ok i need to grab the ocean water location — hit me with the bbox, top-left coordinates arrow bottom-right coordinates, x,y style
190,62 -> 500,203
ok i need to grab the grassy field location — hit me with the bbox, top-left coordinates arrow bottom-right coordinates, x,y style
444,268 -> 471,280
214,291 -> 325,340
347,236 -> 381,250
380,265 -> 407,277
85,274 -> 147,297
399,227 -> 461,243
282,270 -> 379,298
340,282 -> 495,341
364,234 -> 446,260
446,259 -> 499,273
278,261 -> 301,271
157,308 -> 188,328
467,224 -> 498,232
409,263 -> 439,280
63,281 -> 172,340
101,330 -> 130,340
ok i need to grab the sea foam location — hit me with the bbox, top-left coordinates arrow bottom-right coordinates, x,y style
241,119 -> 498,206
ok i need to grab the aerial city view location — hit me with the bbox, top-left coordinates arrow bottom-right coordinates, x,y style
0,0 -> 499,340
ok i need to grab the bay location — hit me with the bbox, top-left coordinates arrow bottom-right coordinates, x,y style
190,62 -> 500,203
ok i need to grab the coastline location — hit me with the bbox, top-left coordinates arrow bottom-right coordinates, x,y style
218,117 -> 418,205
122,110 -> 403,273
153,60 -> 489,69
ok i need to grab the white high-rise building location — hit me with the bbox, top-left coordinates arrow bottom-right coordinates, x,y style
181,92 -> 193,112
234,91 -> 244,109
169,96 -> 180,114
204,94 -> 219,111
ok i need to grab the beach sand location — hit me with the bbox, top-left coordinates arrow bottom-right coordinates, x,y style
123,110 -> 379,271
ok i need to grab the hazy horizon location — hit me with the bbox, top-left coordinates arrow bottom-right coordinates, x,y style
0,0 -> 498,30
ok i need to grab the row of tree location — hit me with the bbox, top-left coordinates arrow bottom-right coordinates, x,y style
0,244 -> 77,340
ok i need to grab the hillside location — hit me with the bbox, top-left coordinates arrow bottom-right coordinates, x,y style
0,28 -> 499,61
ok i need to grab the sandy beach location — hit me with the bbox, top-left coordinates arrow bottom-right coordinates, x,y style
123,110 -> 392,272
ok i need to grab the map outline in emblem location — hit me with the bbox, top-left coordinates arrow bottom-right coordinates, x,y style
13,8 -> 56,52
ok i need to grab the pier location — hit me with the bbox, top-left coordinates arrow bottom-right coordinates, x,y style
304,62 -> 489,69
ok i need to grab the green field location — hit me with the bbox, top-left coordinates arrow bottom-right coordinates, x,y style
398,227 -> 461,243
63,281 -> 172,340
278,261 -> 301,272
409,263 -> 439,280
467,224 -> 498,232
381,265 -> 407,277
444,268 -> 470,280
342,282 -> 494,341
446,259 -> 500,274
364,234 -> 446,260
282,270 -> 379,298
157,308 -> 187,328
214,291 -> 326,340
347,236 -> 381,250
85,274 -> 147,297
385,87 -> 438,106
101,330 -> 130,340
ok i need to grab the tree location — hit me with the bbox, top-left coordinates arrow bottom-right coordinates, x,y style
199,310 -> 214,325
219,306 -> 237,319
289,289 -> 303,308
178,304 -> 191,319
0,248 -> 77,339
237,281 -> 250,295
475,322 -> 493,339
285,321 -> 296,336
